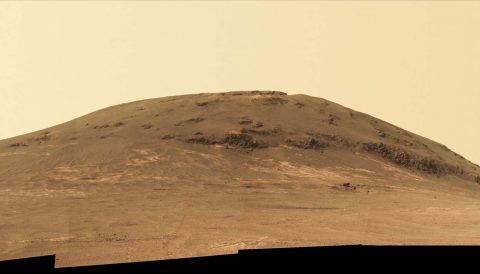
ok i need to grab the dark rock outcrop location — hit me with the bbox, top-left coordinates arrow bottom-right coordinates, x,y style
286,137 -> 329,150
223,133 -> 264,149
185,133 -> 266,149
241,127 -> 281,135
186,136 -> 219,145
362,142 -> 465,176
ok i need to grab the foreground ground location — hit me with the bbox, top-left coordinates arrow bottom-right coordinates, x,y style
1,147 -> 480,266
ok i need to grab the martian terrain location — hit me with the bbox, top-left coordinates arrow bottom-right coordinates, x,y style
1,91 -> 480,266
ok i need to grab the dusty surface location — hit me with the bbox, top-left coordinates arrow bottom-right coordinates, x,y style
1,91 -> 480,266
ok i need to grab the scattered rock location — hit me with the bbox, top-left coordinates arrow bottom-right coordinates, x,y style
34,132 -> 51,142
161,135 -> 176,140
9,142 -> 27,148
327,114 -> 338,125
142,123 -> 153,129
475,176 -> 480,184
194,132 -> 203,135
253,91 -> 287,96
239,117 -> 253,125
113,122 -> 124,127
328,116 -> 335,125
392,137 -> 417,148
342,183 -> 357,190
331,182 -> 357,191
440,144 -> 451,152
94,124 -> 110,129
315,134 -> 341,142
196,102 -> 209,107
257,97 -> 289,105
252,122 -> 264,128
454,152 -> 466,160
239,120 -> 253,125
295,102 -> 305,108
378,129 -> 387,138
174,117 -> 204,126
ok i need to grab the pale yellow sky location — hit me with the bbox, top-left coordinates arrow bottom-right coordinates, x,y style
0,1 -> 479,164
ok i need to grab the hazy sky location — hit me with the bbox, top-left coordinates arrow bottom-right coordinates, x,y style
1,1 -> 479,164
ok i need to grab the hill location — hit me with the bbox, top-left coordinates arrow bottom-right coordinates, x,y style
1,91 -> 479,266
